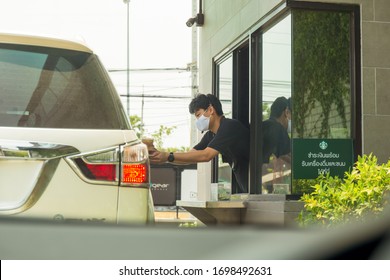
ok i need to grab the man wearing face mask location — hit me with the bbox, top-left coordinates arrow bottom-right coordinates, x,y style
149,93 -> 250,193
262,96 -> 291,165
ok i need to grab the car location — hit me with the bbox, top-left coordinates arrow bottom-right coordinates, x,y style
0,33 -> 154,224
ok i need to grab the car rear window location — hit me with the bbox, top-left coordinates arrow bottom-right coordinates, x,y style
0,43 -> 130,129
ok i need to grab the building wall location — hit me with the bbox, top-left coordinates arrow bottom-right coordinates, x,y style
199,0 -> 283,94
198,0 -> 390,163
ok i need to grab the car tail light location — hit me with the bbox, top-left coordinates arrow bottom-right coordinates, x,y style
75,159 -> 117,181
66,142 -> 150,187
122,164 -> 147,183
121,143 -> 149,185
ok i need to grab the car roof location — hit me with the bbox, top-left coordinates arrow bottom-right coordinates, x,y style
0,33 -> 93,53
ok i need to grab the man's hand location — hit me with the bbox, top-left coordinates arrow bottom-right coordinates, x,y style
149,149 -> 168,164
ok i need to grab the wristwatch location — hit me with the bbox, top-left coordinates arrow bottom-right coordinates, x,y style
167,152 -> 175,162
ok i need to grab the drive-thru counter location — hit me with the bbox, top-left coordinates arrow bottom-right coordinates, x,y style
177,195 -> 304,227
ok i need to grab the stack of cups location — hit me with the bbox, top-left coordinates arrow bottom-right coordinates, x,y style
142,137 -> 156,154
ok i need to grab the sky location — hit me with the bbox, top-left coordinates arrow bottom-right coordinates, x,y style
0,0 -> 194,147
0,0 -> 192,69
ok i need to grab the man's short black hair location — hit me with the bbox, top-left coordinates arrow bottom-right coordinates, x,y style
189,93 -> 224,116
270,96 -> 289,118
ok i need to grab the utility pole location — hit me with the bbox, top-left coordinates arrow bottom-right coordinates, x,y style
190,0 -> 198,147
141,85 -> 144,136
123,0 -> 130,116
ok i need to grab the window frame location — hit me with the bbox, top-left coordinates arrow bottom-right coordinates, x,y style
213,41 -> 250,193
212,1 -> 361,195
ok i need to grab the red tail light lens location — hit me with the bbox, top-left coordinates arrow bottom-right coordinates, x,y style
73,157 -> 118,183
83,162 -> 117,181
122,164 -> 147,184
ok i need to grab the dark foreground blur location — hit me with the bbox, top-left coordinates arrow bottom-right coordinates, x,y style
1,205 -> 390,260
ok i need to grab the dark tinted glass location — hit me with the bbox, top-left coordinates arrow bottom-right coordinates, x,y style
292,10 -> 351,139
0,44 -> 129,129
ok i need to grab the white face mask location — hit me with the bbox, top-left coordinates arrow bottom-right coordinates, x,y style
196,114 -> 210,132
287,119 -> 292,133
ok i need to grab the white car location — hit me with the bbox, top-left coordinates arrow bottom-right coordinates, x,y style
0,33 -> 154,224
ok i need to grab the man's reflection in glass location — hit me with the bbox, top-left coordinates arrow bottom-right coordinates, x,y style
262,97 -> 291,194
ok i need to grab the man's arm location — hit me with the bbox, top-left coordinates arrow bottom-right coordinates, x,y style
149,147 -> 219,164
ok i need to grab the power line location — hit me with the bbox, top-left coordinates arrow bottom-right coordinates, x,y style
120,93 -> 192,99
108,67 -> 189,72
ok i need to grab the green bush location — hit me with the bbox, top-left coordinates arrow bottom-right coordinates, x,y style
292,179 -> 318,195
298,154 -> 390,227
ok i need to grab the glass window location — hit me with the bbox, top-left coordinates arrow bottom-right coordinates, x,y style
254,6 -> 356,195
216,56 -> 233,186
0,44 -> 129,129
215,49 -> 250,194
261,15 -> 292,194
213,3 -> 358,196
291,9 -> 353,194
292,9 -> 351,139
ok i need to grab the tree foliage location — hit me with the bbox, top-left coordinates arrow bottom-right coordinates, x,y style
129,115 -> 144,139
151,124 -> 176,150
293,10 -> 351,138
129,115 -> 187,151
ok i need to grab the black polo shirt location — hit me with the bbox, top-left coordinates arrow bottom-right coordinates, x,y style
262,117 -> 290,163
193,117 -> 250,193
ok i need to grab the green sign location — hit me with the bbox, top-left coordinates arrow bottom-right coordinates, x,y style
292,139 -> 353,179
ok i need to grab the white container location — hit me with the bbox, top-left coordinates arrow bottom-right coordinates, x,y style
273,184 -> 290,194
218,183 -> 231,201
210,183 -> 218,201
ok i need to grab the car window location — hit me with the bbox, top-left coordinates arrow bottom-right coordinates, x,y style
0,44 -> 130,129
